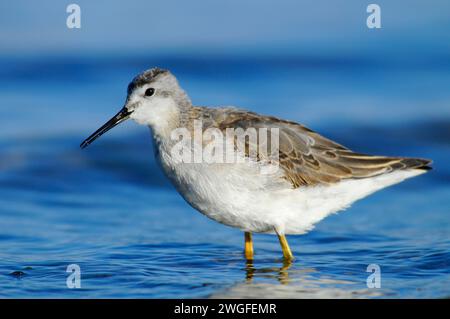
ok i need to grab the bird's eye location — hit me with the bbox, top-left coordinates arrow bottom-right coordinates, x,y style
144,88 -> 155,97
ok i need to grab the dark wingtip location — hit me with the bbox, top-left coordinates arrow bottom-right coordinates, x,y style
417,161 -> 433,171
406,158 -> 433,171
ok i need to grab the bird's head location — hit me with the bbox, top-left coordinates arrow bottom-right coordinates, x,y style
80,67 -> 190,148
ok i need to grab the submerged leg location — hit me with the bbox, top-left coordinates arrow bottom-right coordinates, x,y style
277,233 -> 294,260
278,259 -> 293,284
245,259 -> 255,282
244,232 -> 254,260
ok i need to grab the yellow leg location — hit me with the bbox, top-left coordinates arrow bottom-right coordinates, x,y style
277,233 -> 294,260
244,232 -> 254,260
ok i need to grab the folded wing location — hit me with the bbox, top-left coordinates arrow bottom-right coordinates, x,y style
210,108 -> 431,188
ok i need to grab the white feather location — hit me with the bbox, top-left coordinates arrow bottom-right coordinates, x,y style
156,142 -> 426,235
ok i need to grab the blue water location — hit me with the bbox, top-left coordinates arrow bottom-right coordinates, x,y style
0,54 -> 449,298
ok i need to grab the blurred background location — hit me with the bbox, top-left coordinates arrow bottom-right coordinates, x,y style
0,0 -> 449,298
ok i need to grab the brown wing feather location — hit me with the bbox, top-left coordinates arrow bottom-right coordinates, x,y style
196,107 -> 432,188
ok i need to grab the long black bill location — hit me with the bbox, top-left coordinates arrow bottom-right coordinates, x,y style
80,107 -> 132,149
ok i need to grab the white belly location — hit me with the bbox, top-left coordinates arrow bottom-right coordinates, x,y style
157,147 -> 425,235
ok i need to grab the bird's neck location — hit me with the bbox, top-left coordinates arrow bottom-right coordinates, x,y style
149,101 -> 194,145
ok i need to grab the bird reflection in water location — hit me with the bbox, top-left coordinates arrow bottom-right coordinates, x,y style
245,259 -> 295,284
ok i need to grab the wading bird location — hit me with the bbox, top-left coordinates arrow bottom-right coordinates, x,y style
81,68 -> 431,261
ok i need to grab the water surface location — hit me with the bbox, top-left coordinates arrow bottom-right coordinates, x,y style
0,55 -> 449,298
